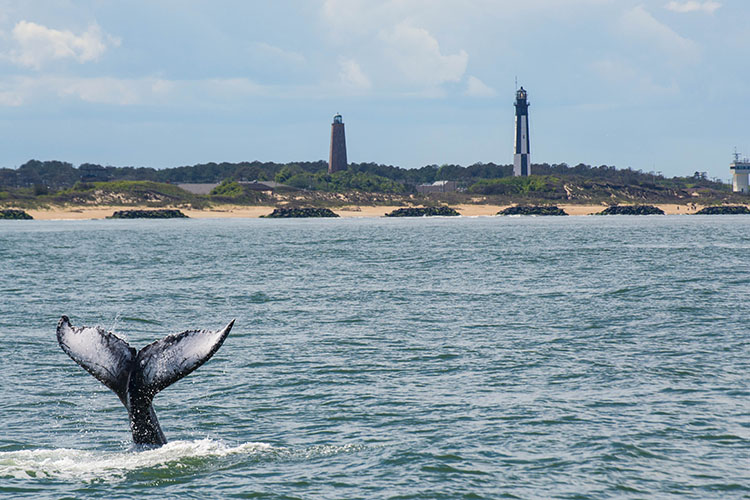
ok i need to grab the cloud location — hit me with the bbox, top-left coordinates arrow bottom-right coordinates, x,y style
465,76 -> 496,98
0,76 -> 160,106
59,76 -> 142,105
201,78 -> 264,96
591,58 -> 680,97
665,1 -> 721,14
321,0 -> 398,36
250,42 -> 305,66
338,58 -> 371,91
321,0 -> 612,30
592,58 -> 640,83
0,90 -> 23,106
0,76 -> 33,106
379,23 -> 468,87
0,75 -> 269,107
321,2 -> 471,94
5,20 -> 120,69
150,79 -> 175,95
620,6 -> 699,63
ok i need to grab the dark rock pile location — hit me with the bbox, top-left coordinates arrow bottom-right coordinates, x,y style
108,209 -> 188,219
498,205 -> 568,216
694,205 -> 750,215
0,209 -> 33,220
385,206 -> 460,217
597,205 -> 664,215
262,207 -> 339,218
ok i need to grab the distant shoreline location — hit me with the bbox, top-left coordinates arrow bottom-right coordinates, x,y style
18,203 -> 710,220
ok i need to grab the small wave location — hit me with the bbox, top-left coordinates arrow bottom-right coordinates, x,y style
120,316 -> 162,325
244,292 -> 287,303
0,440 -> 363,482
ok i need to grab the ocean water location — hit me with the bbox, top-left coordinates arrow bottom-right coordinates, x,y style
0,215 -> 748,499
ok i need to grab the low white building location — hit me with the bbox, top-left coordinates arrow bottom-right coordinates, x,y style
416,180 -> 458,194
177,183 -> 219,195
177,180 -> 290,195
731,152 -> 750,193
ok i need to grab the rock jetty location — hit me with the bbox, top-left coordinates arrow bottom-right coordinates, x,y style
108,209 -> 188,219
694,205 -> 750,215
0,209 -> 33,220
385,206 -> 460,217
597,205 -> 664,215
498,205 -> 568,216
262,207 -> 339,218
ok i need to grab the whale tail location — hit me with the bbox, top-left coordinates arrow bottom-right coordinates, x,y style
131,319 -> 235,397
56,316 -> 234,444
56,316 -> 136,403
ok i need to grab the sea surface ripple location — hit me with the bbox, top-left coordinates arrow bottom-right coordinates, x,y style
0,215 -> 748,499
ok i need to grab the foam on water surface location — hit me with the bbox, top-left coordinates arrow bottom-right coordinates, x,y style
0,440 -> 364,482
0,440 -> 270,481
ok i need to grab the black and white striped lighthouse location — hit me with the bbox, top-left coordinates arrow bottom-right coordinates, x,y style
513,87 -> 531,176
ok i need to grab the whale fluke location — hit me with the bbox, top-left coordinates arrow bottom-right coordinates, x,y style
57,317 -> 136,402
56,316 -> 234,446
136,323 -> 234,395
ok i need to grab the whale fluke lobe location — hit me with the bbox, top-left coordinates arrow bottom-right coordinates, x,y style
56,316 -> 234,446
137,320 -> 234,396
57,316 -> 136,402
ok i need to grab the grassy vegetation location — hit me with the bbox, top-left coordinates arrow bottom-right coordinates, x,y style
0,181 -> 205,209
0,159 -> 744,209
279,169 -> 407,194
465,174 -> 742,205
469,176 -> 560,195
210,179 -> 244,197
61,180 -> 205,206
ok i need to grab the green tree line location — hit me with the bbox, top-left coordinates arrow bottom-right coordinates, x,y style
0,158 -> 727,195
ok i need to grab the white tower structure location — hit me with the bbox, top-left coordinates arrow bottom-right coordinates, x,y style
731,150 -> 750,193
513,87 -> 531,176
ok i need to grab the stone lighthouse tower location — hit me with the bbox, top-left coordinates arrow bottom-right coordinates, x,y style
513,87 -> 531,176
328,113 -> 348,174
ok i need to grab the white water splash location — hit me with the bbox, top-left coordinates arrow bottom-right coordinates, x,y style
109,311 -> 122,340
0,439 -> 271,482
0,440 -> 364,482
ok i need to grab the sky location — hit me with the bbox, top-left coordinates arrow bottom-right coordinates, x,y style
0,0 -> 747,180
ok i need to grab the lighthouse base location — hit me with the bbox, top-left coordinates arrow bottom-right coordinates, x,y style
514,154 -> 530,177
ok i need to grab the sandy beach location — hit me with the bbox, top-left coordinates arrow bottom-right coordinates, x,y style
18,203 -> 710,220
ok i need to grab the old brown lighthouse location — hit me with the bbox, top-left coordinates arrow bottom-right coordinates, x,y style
328,113 -> 348,174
